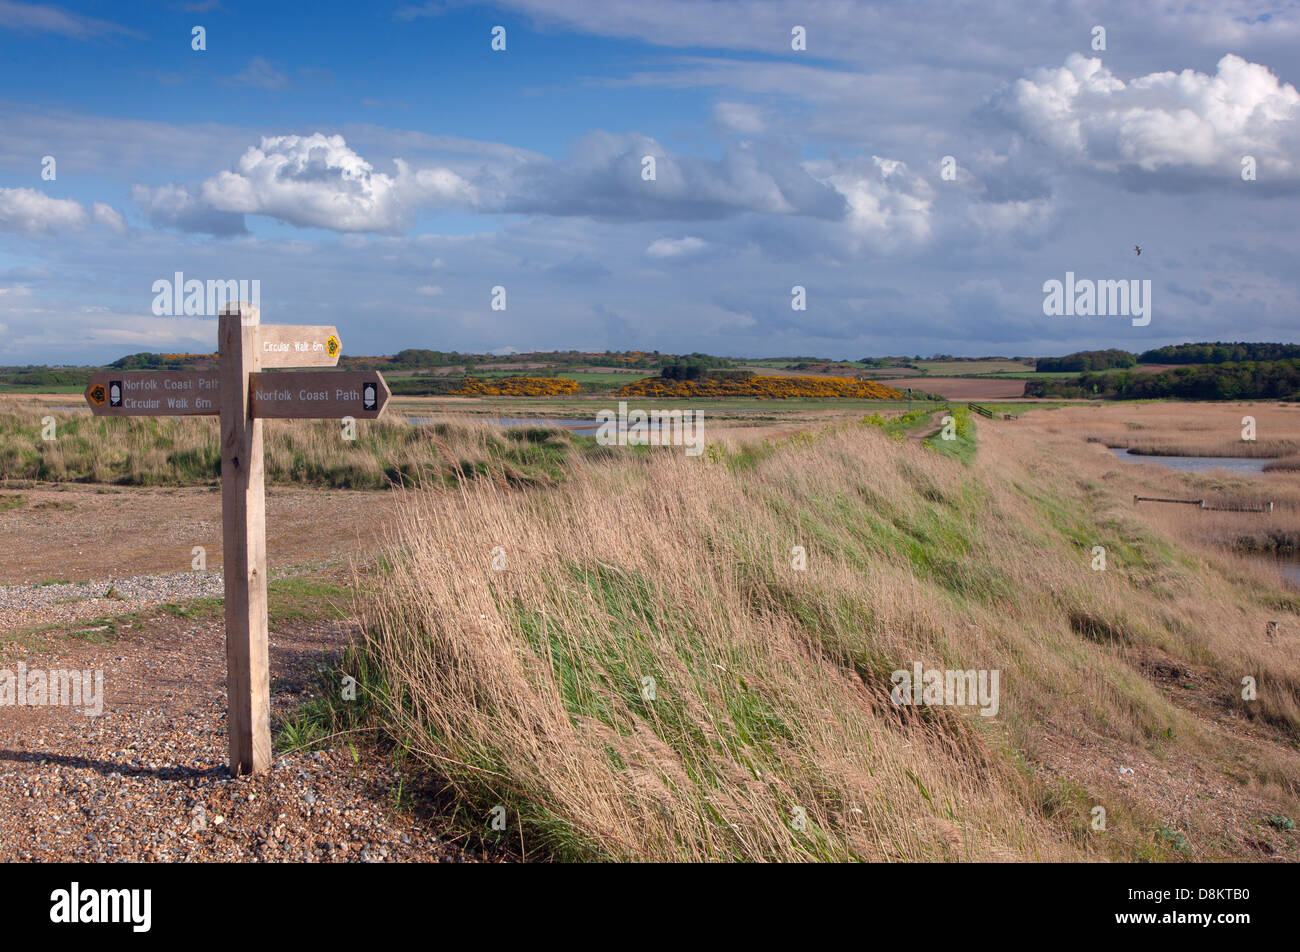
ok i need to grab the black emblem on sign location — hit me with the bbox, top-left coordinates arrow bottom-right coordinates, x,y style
363,382 -> 377,411
109,380 -> 123,407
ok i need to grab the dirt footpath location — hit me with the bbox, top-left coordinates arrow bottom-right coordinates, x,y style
888,377 -> 1027,399
0,483 -> 398,586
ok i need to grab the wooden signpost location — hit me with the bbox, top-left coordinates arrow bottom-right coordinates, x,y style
84,303 -> 389,776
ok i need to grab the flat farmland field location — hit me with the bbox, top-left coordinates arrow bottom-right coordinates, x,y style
914,359 -> 1036,375
889,376 -> 1028,398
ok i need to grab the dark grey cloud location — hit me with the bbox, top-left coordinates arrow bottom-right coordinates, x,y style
131,183 -> 247,236
503,132 -> 849,222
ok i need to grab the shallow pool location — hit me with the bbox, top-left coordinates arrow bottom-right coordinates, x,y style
407,417 -> 670,433
1108,448 -> 1270,475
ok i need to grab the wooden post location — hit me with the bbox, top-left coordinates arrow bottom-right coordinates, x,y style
219,302 -> 271,776
84,311 -> 381,777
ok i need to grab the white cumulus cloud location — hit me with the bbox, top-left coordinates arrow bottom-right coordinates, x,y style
132,182 -> 246,235
807,156 -> 934,248
1001,53 -> 1300,179
91,202 -> 126,233
199,133 -> 478,233
713,101 -> 765,135
0,187 -> 86,233
0,187 -> 126,236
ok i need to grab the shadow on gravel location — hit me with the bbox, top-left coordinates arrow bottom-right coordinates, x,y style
0,749 -> 230,781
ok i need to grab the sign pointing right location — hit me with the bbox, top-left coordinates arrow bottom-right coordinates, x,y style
249,370 -> 390,419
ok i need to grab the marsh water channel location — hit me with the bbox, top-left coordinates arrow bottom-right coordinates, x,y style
1107,448 -> 1299,585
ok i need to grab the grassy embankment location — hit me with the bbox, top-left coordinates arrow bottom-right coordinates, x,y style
863,406 -> 978,463
288,409 -> 1300,861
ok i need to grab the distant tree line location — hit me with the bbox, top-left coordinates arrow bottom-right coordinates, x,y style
387,376 -> 472,396
109,352 -> 194,370
1024,359 -> 1300,400
1136,342 -> 1300,365
659,353 -> 736,380
857,357 -> 920,369
1036,349 -> 1136,373
1032,343 -> 1300,373
389,349 -> 466,367
0,369 -> 91,388
925,354 -> 1027,362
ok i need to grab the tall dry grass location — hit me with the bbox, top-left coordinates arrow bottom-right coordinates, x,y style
0,400 -> 572,489
351,409 -> 1300,861
360,435 -> 1055,861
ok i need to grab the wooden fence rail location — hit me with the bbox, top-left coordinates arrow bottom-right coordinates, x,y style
1203,501 -> 1274,513
1133,495 -> 1273,513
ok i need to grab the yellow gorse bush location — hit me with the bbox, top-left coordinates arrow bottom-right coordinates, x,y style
454,376 -> 582,396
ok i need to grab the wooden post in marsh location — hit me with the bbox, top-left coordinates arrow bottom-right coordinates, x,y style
219,301 -> 271,776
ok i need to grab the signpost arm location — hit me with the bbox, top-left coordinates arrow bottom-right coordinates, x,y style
219,303 -> 271,776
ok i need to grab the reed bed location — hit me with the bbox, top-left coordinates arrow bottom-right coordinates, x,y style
0,401 -> 573,489
1053,401 -> 1300,458
1103,437 -> 1294,458
1037,401 -> 1300,554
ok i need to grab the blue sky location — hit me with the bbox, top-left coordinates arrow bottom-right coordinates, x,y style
1,0 -> 1298,364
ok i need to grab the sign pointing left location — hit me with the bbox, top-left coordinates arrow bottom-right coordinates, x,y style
84,371 -> 221,415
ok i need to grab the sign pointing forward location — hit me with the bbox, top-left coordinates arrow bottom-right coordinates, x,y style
257,324 -> 341,368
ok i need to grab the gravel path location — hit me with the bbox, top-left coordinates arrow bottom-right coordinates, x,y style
0,574 -> 506,862
0,563 -> 330,637
0,572 -> 224,635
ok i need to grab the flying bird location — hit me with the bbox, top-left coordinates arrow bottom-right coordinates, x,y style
1134,244 -> 1141,256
